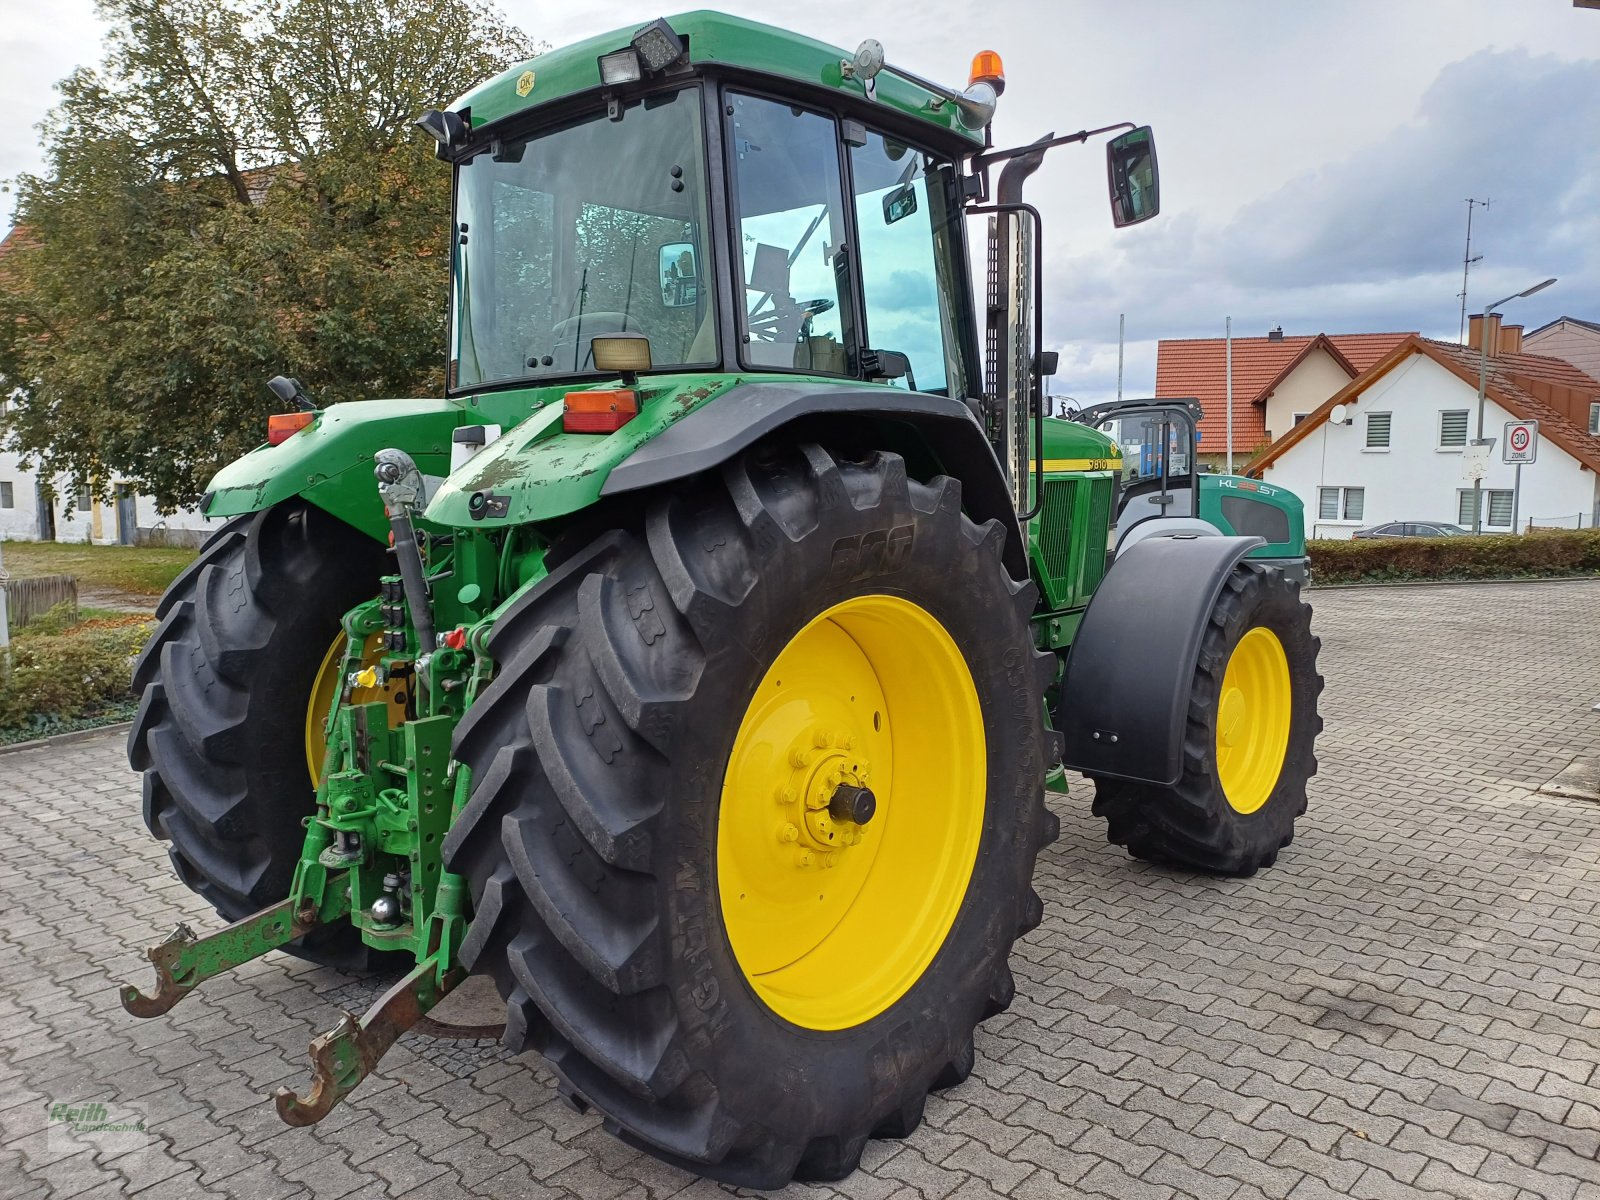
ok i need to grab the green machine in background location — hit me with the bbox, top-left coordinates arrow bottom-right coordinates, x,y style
1070,398 -> 1308,579
121,13 -> 1322,1188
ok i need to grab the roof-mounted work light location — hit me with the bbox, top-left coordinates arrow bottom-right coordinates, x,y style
598,48 -> 643,85
630,18 -> 685,72
414,109 -> 467,149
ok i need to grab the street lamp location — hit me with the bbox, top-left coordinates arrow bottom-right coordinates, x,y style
1471,277 -> 1555,533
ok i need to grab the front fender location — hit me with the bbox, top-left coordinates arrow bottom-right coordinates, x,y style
204,398 -> 463,541
1058,533 -> 1263,786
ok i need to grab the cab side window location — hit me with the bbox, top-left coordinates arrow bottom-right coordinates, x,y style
848,132 -> 965,395
726,94 -> 851,375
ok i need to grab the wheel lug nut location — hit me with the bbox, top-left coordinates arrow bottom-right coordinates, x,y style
813,731 -> 833,748
790,748 -> 809,768
796,850 -> 813,868
778,823 -> 799,843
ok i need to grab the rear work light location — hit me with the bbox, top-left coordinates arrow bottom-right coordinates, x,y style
563,389 -> 638,433
267,412 -> 314,445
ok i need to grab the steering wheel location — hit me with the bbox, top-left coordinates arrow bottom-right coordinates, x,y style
748,297 -> 834,345
540,311 -> 639,372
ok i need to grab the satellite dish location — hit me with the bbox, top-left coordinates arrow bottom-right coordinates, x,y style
1329,404 -> 1348,426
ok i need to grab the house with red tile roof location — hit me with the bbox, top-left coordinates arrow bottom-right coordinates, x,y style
1243,316 -> 1600,537
1155,328 -> 1414,470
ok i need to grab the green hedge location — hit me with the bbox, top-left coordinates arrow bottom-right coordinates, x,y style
0,604 -> 153,737
1308,528 -> 1600,584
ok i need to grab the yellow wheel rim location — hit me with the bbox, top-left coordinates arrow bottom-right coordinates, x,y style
305,632 -> 403,783
717,595 -> 985,1031
1215,626 -> 1292,815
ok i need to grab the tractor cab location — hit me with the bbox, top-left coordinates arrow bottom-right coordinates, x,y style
442,21 -> 991,398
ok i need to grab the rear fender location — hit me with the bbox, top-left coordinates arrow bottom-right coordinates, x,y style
203,399 -> 462,541
1058,533 -> 1263,786
598,381 -> 1027,579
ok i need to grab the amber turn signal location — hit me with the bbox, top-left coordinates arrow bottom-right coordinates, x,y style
969,50 -> 1005,94
563,389 -> 638,434
267,412 -> 315,445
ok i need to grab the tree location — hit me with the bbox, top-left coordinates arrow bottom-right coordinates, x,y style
0,0 -> 535,510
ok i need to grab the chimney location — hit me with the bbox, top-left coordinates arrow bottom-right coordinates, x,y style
1267,326 -> 1284,342
1468,312 -> 1504,357
1499,324 -> 1523,355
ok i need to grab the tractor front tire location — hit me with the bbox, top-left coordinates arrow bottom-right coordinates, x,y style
128,500 -> 388,969
445,443 -> 1056,1188
1090,564 -> 1322,876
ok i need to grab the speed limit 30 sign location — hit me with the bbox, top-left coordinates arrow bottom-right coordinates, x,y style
1503,420 -> 1539,464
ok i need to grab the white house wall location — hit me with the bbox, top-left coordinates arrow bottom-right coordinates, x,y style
1261,353 -> 1599,538
0,449 -> 212,545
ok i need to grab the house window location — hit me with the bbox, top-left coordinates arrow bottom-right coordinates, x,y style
1365,412 -> 1392,449
1590,401 -> 1600,436
1439,410 -> 1469,449
0,481 -> 12,509
1293,412 -> 1309,426
1458,488 -> 1515,529
1487,490 -> 1513,528
1318,486 -> 1364,522
77,486 -> 92,510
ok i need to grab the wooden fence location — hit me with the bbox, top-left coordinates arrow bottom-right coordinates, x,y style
2,574 -> 78,631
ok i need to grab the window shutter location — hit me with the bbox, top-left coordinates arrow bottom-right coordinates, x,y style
1344,488 -> 1365,522
1319,488 -> 1339,521
1439,410 -> 1469,448
1457,490 -> 1477,526
1487,490 -> 1513,527
1366,413 -> 1391,448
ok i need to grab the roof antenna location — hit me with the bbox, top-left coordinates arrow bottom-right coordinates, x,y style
1457,197 -> 1489,344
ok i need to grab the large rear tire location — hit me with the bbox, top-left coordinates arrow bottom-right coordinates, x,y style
127,500 -> 390,969
1090,564 -> 1322,875
444,443 -> 1057,1188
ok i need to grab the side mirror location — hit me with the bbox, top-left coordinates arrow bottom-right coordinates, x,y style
1106,126 -> 1160,228
659,243 -> 698,308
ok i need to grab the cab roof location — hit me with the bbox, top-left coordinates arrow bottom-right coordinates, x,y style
453,11 -> 985,149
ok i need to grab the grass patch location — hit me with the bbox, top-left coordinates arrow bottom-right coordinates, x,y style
0,602 -> 153,740
1,540 -> 196,595
1308,527 -> 1600,585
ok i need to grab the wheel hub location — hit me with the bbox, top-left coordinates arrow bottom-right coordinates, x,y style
777,732 -> 873,867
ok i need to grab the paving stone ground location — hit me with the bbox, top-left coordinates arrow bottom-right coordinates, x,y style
4,579 -> 1600,1200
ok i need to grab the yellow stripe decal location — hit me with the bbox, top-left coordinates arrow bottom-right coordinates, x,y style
1040,457 -> 1122,472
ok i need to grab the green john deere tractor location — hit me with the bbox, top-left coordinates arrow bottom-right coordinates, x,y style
123,12 -> 1322,1187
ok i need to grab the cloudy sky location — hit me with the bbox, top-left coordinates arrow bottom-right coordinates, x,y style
2,0 -> 1596,404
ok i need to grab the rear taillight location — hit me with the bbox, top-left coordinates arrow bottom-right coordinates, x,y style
562,389 -> 638,434
267,412 -> 314,445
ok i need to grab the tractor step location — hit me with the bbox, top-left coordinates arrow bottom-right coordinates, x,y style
119,881 -> 350,1018
275,959 -> 463,1125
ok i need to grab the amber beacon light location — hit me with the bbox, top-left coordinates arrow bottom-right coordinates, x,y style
969,50 -> 1005,94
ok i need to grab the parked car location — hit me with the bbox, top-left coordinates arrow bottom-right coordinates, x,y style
1351,521 -> 1471,539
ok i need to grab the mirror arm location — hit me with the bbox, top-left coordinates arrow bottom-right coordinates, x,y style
971,122 -> 1135,174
